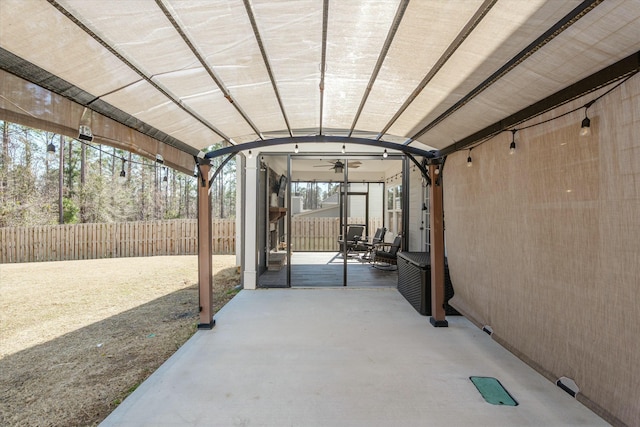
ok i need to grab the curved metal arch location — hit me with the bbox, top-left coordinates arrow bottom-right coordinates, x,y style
203,136 -> 436,160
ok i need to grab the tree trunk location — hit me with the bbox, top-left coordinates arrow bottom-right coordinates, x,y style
58,134 -> 64,224
24,128 -> 32,171
220,168 -> 224,218
0,122 -> 9,211
185,177 -> 190,218
111,147 -> 116,176
127,152 -> 132,183
80,140 -> 86,222
66,138 -> 74,193
140,158 -> 145,220
1,121 -> 8,170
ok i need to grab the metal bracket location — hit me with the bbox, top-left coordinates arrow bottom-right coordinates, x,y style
194,156 -> 207,187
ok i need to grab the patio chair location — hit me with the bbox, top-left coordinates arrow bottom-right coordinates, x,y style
372,235 -> 402,269
337,225 -> 365,256
356,227 -> 386,261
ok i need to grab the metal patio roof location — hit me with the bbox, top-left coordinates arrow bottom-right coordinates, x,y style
1,0 -> 639,160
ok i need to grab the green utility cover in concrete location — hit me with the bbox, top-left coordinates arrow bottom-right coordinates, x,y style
470,376 -> 518,406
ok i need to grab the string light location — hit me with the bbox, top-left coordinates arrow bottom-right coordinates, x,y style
383,149 -> 388,158
341,144 -> 346,154
454,75 -> 633,163
510,129 -> 517,155
580,115 -> 591,136
580,101 -> 594,137
46,142 -> 56,161
119,157 -> 126,181
294,144 -> 299,153
248,150 -> 253,159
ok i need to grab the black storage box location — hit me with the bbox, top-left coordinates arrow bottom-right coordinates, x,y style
397,252 -> 459,316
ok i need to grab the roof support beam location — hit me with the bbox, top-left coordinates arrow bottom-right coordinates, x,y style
319,0 -> 329,135
242,0 -> 293,137
428,161 -> 448,328
437,51 -> 640,157
349,0 -> 409,137
203,136 -> 436,160
196,162 -> 215,330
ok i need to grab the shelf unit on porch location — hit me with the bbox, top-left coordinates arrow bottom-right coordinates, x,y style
269,207 -> 287,223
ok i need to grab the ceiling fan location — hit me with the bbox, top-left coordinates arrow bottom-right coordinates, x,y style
313,160 -> 362,173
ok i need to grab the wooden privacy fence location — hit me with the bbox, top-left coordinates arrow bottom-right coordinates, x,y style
1,217 -> 384,263
290,217 -> 383,251
0,219 -> 236,263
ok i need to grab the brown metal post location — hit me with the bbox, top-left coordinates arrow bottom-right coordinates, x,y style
428,163 -> 448,327
197,162 -> 215,329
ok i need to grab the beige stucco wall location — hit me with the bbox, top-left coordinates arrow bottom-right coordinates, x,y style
444,74 -> 639,426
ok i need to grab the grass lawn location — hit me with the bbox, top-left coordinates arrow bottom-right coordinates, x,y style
0,255 -> 240,426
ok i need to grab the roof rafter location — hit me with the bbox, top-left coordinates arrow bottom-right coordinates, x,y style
242,0 -> 293,138
349,0 -> 409,138
319,0 -> 330,136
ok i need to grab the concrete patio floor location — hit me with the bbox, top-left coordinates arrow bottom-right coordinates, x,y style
100,288 -> 607,426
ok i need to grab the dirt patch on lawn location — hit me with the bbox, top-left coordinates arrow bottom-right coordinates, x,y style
0,255 -> 240,426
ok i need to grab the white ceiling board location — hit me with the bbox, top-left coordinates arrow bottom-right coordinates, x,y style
0,0 -> 140,97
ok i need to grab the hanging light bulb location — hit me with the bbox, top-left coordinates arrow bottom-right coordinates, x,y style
119,157 -> 126,182
509,130 -> 517,155
294,144 -> 299,154
248,150 -> 253,159
163,167 -> 168,182
341,144 -> 346,154
46,142 -> 56,161
580,114 -> 591,137
580,101 -> 594,137
383,149 -> 388,159
467,148 -> 473,167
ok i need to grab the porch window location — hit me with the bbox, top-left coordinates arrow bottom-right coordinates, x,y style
386,184 -> 402,237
